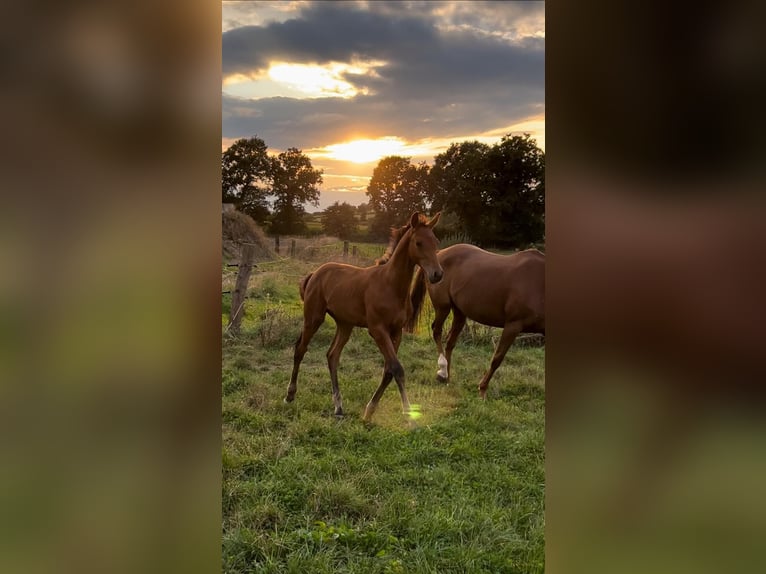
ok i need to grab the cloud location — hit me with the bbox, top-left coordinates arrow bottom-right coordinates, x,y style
222,3 -> 543,90
222,3 -> 435,77
221,1 -> 545,202
222,1 -> 309,32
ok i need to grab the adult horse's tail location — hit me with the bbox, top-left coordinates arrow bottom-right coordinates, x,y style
404,267 -> 426,333
299,273 -> 313,302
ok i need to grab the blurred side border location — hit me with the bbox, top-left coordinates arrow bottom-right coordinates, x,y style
0,1 -> 222,573
547,1 -> 766,573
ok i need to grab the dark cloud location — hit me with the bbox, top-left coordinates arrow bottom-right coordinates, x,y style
222,1 -> 544,153
222,4 -> 437,76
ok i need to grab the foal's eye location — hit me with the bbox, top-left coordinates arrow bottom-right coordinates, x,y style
415,240 -> 422,247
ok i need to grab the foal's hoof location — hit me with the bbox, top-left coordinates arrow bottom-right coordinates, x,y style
334,410 -> 345,419
283,396 -> 294,404
435,373 -> 448,384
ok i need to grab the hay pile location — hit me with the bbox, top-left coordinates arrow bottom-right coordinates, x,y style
222,208 -> 275,263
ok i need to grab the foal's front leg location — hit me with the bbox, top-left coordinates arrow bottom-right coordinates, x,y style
363,327 -> 409,421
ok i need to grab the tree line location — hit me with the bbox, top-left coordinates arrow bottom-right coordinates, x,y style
222,133 -> 544,248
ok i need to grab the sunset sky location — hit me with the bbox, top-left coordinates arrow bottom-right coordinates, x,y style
222,1 -> 545,210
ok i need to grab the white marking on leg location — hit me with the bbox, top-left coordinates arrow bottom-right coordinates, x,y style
437,353 -> 448,379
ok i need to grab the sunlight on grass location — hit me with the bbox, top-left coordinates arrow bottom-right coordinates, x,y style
407,404 -> 423,420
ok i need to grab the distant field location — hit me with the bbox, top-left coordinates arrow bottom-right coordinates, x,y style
304,213 -> 323,233
222,251 -> 545,573
260,236 -> 385,264
303,212 -> 371,238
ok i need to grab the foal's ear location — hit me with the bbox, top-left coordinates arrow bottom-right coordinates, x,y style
409,212 -> 421,228
426,211 -> 442,228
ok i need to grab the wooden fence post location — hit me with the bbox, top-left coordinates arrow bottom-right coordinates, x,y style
352,245 -> 358,258
290,239 -> 296,257
343,241 -> 349,258
274,236 -> 280,255
228,244 -> 256,336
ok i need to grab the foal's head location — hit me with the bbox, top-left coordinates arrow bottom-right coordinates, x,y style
407,212 -> 444,284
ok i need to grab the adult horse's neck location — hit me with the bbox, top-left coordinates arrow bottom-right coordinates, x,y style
381,228 -> 417,298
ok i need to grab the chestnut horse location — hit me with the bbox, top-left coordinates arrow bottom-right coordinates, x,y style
406,244 -> 544,398
284,212 -> 443,420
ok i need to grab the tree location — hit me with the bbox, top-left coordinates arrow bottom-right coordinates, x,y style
485,134 -> 545,247
269,147 -> 323,235
322,201 -> 358,239
366,156 -> 430,239
428,134 -> 544,247
221,137 -> 271,223
428,141 -> 493,241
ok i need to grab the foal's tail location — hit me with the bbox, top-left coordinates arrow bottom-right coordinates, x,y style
299,272 -> 313,302
404,267 -> 427,333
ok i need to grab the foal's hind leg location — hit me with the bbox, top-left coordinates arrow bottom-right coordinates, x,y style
284,312 -> 325,403
431,305 -> 451,382
478,320 -> 522,400
326,321 -> 353,417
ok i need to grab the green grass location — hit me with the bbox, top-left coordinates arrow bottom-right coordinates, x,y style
222,255 -> 544,574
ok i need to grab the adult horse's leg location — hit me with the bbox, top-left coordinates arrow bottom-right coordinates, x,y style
326,321 -> 353,417
284,309 -> 325,403
443,308 -> 467,381
478,320 -> 522,399
431,305 -> 451,382
363,327 -> 410,421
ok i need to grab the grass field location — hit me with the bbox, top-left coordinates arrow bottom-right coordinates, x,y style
222,250 -> 545,573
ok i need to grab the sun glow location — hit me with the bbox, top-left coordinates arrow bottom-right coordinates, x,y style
322,137 -> 409,163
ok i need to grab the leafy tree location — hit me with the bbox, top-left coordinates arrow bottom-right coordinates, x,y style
222,139 -> 324,232
366,156 -> 430,239
428,134 -> 544,247
429,141 -> 493,240
485,134 -> 545,247
221,136 -> 271,223
322,201 -> 358,239
269,147 -> 323,235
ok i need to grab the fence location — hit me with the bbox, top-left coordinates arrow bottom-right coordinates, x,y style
225,244 -> 256,335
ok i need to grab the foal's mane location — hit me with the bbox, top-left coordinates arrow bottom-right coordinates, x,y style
375,214 -> 428,266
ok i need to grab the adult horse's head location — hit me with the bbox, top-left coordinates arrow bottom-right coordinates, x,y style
408,212 -> 443,284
